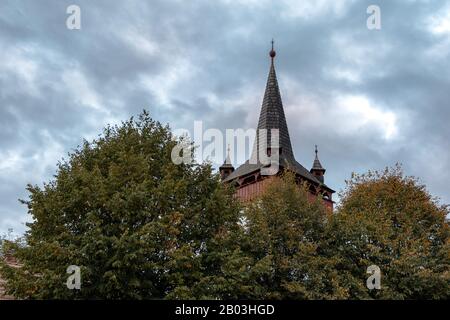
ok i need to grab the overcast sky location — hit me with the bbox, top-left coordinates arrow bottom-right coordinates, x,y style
1,0 -> 449,235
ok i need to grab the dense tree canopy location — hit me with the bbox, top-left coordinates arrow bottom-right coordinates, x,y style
0,111 -> 241,299
217,173 -> 349,299
325,166 -> 450,299
1,112 -> 448,300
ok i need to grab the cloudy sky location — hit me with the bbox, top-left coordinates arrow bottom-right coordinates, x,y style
1,0 -> 450,235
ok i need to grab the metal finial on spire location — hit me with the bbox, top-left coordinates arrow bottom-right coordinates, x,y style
220,144 -> 234,180
224,144 -> 232,165
311,145 -> 325,171
270,39 -> 276,59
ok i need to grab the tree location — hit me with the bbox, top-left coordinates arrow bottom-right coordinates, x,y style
325,165 -> 450,299
2,113 -> 448,300
216,173 -> 350,299
214,167 -> 449,300
0,111 -> 241,299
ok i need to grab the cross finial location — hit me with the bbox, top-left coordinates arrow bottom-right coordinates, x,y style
315,145 -> 318,155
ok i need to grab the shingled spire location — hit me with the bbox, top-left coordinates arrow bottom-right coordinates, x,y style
219,145 -> 234,180
223,42 -> 334,198
310,145 -> 326,183
251,40 -> 294,163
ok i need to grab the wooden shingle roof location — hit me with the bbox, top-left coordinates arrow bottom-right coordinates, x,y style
224,45 -> 334,193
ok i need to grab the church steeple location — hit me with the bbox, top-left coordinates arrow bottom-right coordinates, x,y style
221,43 -> 334,207
310,145 -> 326,183
251,40 -> 294,163
219,145 -> 234,180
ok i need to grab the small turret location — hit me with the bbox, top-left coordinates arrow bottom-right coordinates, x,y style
219,145 -> 234,180
310,145 -> 326,183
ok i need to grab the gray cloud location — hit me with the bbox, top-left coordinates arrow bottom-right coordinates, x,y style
1,0 -> 449,235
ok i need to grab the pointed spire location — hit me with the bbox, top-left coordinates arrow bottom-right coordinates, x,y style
251,40 -> 294,163
310,145 -> 326,183
313,145 -> 324,169
224,144 -> 232,166
219,144 -> 234,180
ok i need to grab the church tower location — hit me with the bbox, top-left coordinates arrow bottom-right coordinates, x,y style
310,145 -> 326,183
219,145 -> 235,180
222,42 -> 334,209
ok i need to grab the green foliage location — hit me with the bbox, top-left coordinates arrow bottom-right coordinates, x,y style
325,165 -> 450,299
215,173 -> 350,299
0,111 -> 241,299
210,167 -> 449,300
1,112 -> 448,300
